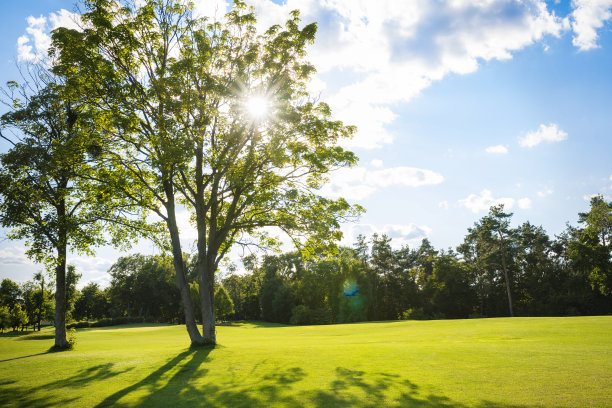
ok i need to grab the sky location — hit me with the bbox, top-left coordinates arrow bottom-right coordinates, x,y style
1,0 -> 611,288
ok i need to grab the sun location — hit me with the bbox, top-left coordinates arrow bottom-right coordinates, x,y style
245,96 -> 269,119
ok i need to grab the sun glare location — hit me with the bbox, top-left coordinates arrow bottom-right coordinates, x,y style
246,96 -> 269,119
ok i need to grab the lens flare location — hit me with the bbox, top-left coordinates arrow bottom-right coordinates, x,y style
343,279 -> 359,297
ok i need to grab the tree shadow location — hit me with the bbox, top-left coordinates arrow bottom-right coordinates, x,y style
97,359 -> 539,408
1,347 -> 544,408
95,347 -> 214,407
0,362 -> 132,408
0,351 -> 50,363
16,334 -> 55,341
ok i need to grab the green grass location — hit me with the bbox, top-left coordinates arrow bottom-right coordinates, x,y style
1,316 -> 611,407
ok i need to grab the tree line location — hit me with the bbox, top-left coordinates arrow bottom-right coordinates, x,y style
3,196 -> 608,331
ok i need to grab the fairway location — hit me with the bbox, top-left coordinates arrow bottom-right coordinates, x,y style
1,317 -> 611,407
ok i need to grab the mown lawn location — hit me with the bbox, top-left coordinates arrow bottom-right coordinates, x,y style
0,316 -> 610,407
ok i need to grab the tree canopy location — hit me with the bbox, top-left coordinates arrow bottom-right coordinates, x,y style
51,0 -> 362,344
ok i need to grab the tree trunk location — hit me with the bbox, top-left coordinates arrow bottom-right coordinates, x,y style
198,260 -> 216,344
164,187 -> 204,345
54,238 -> 69,348
38,275 -> 44,331
498,232 -> 514,317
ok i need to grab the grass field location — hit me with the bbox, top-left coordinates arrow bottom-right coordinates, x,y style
0,316 -> 611,407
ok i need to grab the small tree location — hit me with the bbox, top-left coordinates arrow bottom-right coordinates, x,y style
10,304 -> 28,332
0,306 -> 10,333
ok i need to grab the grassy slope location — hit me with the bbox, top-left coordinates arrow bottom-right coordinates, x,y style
0,316 -> 610,407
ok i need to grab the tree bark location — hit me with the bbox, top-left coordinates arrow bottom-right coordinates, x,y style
198,261 -> 216,344
165,193 -> 204,345
498,232 -> 514,317
54,204 -> 69,348
38,275 -> 44,331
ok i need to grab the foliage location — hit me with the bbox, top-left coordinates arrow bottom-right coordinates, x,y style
214,286 -> 234,321
9,304 -> 28,331
67,327 -> 77,349
0,306 -> 10,333
0,66 -> 145,347
51,0 -> 362,345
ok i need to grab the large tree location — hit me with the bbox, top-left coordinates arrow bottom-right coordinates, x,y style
0,68 -> 143,348
52,0 -> 361,344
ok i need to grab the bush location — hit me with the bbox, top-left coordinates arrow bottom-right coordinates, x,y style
290,305 -> 312,325
400,308 -> 428,320
310,308 -> 331,325
67,328 -> 77,348
66,316 -> 146,329
290,305 -> 331,325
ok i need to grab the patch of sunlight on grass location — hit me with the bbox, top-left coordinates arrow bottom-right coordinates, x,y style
0,316 -> 611,407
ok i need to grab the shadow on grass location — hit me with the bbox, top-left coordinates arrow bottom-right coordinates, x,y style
0,362 -> 133,408
0,351 -> 50,363
17,334 -> 55,341
0,330 -> 39,338
1,346 -> 540,408
94,356 -> 539,408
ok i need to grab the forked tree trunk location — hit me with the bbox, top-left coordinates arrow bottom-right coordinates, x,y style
165,187 -> 204,345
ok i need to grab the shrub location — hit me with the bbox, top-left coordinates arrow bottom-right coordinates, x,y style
290,305 -> 312,325
67,328 -> 77,348
400,308 -> 428,320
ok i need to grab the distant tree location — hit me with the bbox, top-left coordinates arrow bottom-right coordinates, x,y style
9,304 -> 28,332
74,283 -> 108,321
573,195 -> 612,295
0,306 -> 10,333
107,254 -> 181,321
0,279 -> 21,308
428,252 -> 476,318
65,265 -> 81,321
215,286 -> 234,321
459,205 -> 515,317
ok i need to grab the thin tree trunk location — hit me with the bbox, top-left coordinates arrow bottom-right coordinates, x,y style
54,235 -> 69,348
498,232 -> 514,317
38,275 -> 44,331
164,185 -> 204,345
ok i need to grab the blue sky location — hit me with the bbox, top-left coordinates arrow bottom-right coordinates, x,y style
1,0 -> 611,287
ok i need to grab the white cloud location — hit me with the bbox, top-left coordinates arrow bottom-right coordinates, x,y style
321,166 -> 444,200
609,174 -> 612,189
486,145 -> 509,154
17,10 -> 81,63
438,200 -> 449,210
67,255 -> 116,289
247,0 -> 568,149
537,188 -> 553,197
0,246 -> 34,266
458,189 -> 515,213
192,0 -> 230,20
570,0 -> 612,51
518,197 -> 532,209
370,159 -> 384,168
519,123 -> 568,147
